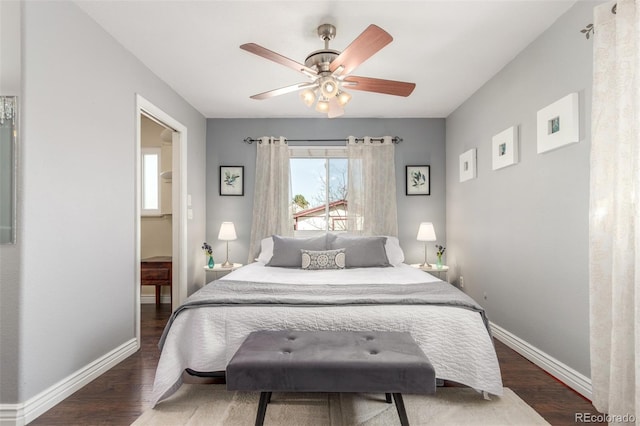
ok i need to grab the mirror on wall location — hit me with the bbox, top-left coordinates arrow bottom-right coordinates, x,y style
1,96 -> 17,244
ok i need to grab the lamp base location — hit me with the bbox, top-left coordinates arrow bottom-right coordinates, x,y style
419,262 -> 432,268
221,260 -> 233,268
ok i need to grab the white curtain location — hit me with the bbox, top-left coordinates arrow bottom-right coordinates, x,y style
589,0 -> 640,422
247,136 -> 292,262
346,136 -> 398,236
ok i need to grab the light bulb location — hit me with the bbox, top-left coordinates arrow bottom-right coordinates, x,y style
336,90 -> 352,107
300,89 -> 316,107
315,98 -> 330,113
320,78 -> 338,99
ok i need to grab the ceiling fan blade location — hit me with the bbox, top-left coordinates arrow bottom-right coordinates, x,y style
327,98 -> 344,118
249,82 -> 317,100
329,25 -> 393,75
343,76 -> 416,97
241,43 -> 317,77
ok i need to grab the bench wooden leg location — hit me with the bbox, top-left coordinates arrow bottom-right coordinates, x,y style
255,392 -> 271,426
392,393 -> 410,426
385,393 -> 392,403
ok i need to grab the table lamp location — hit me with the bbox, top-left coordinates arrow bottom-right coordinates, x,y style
416,222 -> 436,267
218,222 -> 237,268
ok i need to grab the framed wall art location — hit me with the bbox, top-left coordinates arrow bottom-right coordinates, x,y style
406,165 -> 430,195
492,126 -> 519,170
459,149 -> 477,182
536,92 -> 579,154
220,166 -> 244,196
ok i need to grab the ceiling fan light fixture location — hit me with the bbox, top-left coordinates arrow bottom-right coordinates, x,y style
315,98 -> 330,113
320,77 -> 338,99
300,89 -> 316,107
336,90 -> 352,107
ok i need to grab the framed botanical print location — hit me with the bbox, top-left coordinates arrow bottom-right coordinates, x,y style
406,165 -> 430,195
220,166 -> 244,196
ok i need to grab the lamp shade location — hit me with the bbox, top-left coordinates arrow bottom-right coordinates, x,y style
336,90 -> 352,106
300,89 -> 316,107
315,98 -> 330,113
416,222 -> 436,241
218,222 -> 237,241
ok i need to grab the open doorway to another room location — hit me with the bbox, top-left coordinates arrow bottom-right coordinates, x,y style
136,95 -> 188,347
140,115 -> 173,307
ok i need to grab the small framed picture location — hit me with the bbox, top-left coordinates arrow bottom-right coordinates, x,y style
220,166 -> 244,196
537,92 -> 579,154
406,165 -> 430,195
492,126 -> 519,170
459,149 -> 477,182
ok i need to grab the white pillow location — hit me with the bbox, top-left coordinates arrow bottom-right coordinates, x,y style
256,236 -> 274,263
384,236 -> 405,266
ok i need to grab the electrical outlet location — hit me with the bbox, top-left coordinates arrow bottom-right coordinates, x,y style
459,276 -> 464,288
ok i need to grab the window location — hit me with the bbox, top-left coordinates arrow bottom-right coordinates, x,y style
289,147 -> 347,233
141,147 -> 161,215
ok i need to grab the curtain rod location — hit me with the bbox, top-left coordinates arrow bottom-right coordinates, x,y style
243,136 -> 403,144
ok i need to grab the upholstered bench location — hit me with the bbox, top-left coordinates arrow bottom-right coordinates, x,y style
226,330 -> 436,426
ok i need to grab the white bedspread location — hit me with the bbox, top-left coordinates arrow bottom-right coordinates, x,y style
151,263 -> 503,406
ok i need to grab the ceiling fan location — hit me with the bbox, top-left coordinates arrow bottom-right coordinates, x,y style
240,23 -> 416,118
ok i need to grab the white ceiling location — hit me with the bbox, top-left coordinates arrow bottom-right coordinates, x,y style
76,1 -> 578,118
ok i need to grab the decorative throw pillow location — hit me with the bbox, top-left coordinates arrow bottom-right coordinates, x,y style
267,235 -> 328,268
329,235 -> 390,268
301,249 -> 346,270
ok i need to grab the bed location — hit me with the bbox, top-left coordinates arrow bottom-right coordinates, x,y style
151,235 -> 503,406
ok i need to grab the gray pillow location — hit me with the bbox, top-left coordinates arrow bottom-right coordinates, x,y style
301,249 -> 346,270
266,235 -> 328,268
329,235 -> 390,268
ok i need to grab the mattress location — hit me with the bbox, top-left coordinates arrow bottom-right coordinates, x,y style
151,263 -> 503,406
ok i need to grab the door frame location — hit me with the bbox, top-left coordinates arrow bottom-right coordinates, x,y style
135,94 -> 187,344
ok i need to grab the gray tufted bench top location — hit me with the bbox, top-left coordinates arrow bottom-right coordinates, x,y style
227,330 -> 436,425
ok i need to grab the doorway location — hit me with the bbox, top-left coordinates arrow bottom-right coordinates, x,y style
140,116 -> 173,305
135,95 -> 187,346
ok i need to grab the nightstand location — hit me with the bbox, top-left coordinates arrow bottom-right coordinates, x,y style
141,256 -> 172,305
204,263 -> 243,280
410,263 -> 450,282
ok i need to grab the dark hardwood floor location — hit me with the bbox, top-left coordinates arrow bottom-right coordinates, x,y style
31,304 -> 604,425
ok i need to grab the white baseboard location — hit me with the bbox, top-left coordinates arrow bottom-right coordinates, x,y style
490,321 -> 592,400
141,295 -> 171,304
0,338 -> 139,426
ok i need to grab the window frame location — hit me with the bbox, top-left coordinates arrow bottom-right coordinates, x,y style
289,146 -> 348,234
141,147 -> 162,216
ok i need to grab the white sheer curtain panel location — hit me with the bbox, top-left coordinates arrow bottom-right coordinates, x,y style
589,0 -> 639,421
346,136 -> 398,236
247,137 -> 292,262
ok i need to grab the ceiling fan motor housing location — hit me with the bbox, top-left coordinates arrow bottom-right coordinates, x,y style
305,49 -> 339,74
305,24 -> 339,74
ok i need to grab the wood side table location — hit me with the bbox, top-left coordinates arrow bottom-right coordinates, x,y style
141,256 -> 172,305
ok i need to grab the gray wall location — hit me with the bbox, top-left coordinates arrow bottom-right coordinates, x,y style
4,1 -> 207,404
446,1 -> 598,377
0,0 -> 22,404
206,118 -> 445,270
